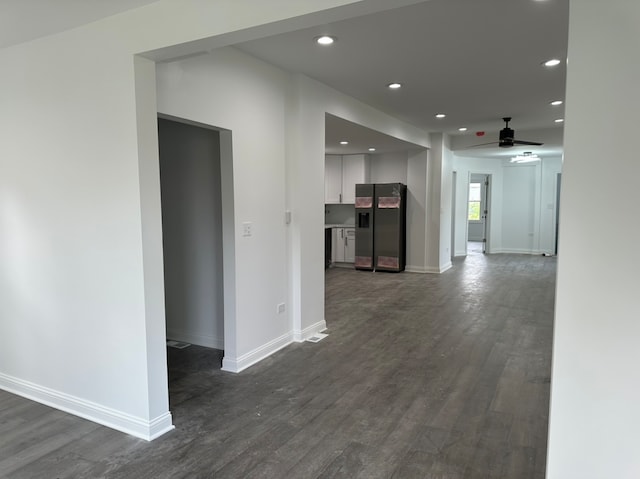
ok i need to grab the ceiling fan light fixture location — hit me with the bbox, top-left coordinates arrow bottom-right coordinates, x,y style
511,152 -> 541,163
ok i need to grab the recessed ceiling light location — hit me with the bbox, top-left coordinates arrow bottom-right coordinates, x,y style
340,141 -> 349,145
387,82 -> 402,89
555,118 -> 564,123
543,58 -> 562,67
315,35 -> 335,45
458,127 -> 468,132
368,147 -> 376,152
435,113 -> 446,119
550,100 -> 563,106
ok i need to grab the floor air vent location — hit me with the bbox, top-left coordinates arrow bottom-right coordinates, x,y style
306,332 -> 328,343
167,340 -> 191,349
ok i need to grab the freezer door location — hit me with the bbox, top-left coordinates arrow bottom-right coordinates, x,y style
354,183 -> 374,270
374,183 -> 407,272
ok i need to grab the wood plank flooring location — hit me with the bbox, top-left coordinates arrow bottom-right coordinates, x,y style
0,252 -> 555,478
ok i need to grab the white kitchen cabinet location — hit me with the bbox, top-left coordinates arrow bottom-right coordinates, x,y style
344,228 -> 356,263
325,154 -> 369,204
324,155 -> 343,204
331,227 -> 356,264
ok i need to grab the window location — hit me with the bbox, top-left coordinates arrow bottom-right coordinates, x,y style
468,182 -> 481,221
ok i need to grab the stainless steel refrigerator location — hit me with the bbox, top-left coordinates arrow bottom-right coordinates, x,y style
354,183 -> 407,272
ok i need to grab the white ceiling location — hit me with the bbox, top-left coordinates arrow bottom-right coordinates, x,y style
2,0 -> 568,159
0,0 -> 160,49
235,0 -> 569,158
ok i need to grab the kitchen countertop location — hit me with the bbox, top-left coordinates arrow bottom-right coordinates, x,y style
325,223 -> 355,229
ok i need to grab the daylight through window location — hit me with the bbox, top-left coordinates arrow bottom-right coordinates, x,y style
468,182 -> 481,221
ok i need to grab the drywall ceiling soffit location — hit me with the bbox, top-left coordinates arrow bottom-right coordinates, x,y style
451,126 -> 564,159
234,0 -> 568,158
325,114 -> 426,155
0,0 -> 162,49
2,0 -> 569,160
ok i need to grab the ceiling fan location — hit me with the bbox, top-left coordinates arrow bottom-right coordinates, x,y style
472,117 -> 544,148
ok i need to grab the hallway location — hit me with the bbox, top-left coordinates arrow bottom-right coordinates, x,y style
0,252 -> 555,478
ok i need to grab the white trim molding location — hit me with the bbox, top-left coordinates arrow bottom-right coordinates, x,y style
405,265 -> 429,274
407,262 -> 452,274
293,319 -> 327,343
166,329 -> 224,350
0,373 -> 174,441
221,331 -> 293,373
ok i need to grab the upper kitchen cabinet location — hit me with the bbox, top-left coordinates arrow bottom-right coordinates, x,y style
324,154 -> 370,204
325,155 -> 343,203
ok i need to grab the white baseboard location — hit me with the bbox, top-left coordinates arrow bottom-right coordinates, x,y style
407,262 -> 452,274
166,329 -> 223,350
424,266 -> 442,274
439,261 -> 453,273
0,372 -> 174,441
492,249 -> 544,255
330,262 -> 354,269
293,320 -> 327,342
405,265 -> 428,273
221,331 -> 293,373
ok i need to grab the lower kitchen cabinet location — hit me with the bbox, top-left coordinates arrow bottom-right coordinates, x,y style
332,227 -> 355,264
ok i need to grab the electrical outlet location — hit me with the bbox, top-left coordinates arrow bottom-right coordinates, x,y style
242,222 -> 252,237
277,303 -> 285,314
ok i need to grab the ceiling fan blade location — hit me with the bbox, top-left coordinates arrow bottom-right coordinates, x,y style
513,139 -> 544,146
463,141 -> 500,149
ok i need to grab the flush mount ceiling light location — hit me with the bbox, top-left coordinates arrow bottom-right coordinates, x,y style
315,35 -> 336,45
435,113 -> 446,119
511,151 -> 541,163
387,82 -> 402,89
555,118 -> 565,123
550,100 -> 563,106
368,147 -> 376,152
543,58 -> 562,67
458,127 -> 468,132
339,141 -> 349,145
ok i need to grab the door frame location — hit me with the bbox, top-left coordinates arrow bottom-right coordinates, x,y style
466,172 -> 492,254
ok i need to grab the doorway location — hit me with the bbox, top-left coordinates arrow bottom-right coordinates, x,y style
451,171 -> 457,260
157,117 -> 233,397
467,173 -> 491,254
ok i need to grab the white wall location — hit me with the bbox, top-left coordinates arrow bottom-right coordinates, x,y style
157,47 -> 291,371
158,119 -> 224,350
286,74 -> 431,340
369,152 -> 408,183
0,25 -> 172,440
424,133 -> 453,273
546,1 -> 640,477
439,136 -> 454,269
502,165 -> 537,253
0,0 -> 430,440
452,156 -> 562,256
406,151 -> 429,273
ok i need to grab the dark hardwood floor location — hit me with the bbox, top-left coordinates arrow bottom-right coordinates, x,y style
0,252 -> 555,478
